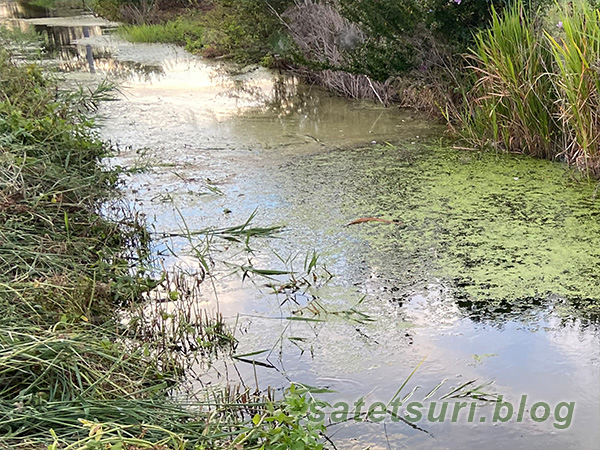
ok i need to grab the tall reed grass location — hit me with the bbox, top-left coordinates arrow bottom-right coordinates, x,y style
457,1 -> 560,158
456,0 -> 600,175
546,1 -> 600,172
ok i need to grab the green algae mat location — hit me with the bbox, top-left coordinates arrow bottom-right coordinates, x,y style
277,142 -> 600,320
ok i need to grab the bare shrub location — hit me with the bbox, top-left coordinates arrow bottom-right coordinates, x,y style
294,66 -> 396,103
399,33 -> 468,116
282,0 -> 395,103
283,0 -> 362,65
120,0 -> 161,25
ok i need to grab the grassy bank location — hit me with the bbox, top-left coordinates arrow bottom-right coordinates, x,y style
0,41 -> 194,449
0,38 -> 325,449
100,0 -> 503,107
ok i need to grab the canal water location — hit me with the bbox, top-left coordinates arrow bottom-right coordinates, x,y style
1,2 -> 599,449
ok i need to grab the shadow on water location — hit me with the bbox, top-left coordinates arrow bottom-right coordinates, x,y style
1,2 -> 599,449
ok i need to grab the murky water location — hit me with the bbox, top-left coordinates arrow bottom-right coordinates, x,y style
2,2 -> 599,449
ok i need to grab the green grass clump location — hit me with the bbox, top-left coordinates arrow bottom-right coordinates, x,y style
457,1 -> 559,159
0,50 -> 149,323
30,0 -> 92,10
119,17 -> 205,51
457,0 -> 600,176
546,0 -> 600,173
0,41 -> 192,448
0,41 -> 179,448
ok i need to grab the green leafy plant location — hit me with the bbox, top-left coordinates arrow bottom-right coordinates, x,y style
234,384 -> 325,450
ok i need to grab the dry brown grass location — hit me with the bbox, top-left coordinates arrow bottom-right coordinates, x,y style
281,0 -> 396,104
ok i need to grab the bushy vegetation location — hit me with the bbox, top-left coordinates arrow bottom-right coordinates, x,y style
99,0 -> 294,61
456,0 -> 600,174
198,0 -> 293,61
338,0 -> 509,81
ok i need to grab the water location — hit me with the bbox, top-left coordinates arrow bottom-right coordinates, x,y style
1,2 -> 599,449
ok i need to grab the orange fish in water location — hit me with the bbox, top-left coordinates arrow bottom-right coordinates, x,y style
346,217 -> 404,226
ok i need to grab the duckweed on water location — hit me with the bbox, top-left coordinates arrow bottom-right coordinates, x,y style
279,143 -> 600,320
411,146 -> 600,317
